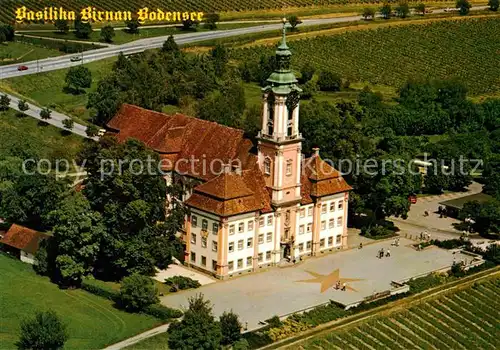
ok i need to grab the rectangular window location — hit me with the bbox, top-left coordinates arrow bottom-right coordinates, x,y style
238,240 -> 244,250
337,217 -> 343,227
299,225 -> 304,235
191,215 -> 197,227
266,251 -> 271,260
190,252 -> 196,262
246,256 -> 253,266
247,238 -> 253,248
336,235 -> 342,244
259,217 -> 265,227
212,223 -> 219,233
267,216 -> 273,226
237,259 -> 243,269
228,261 -> 234,271
321,204 -> 327,213
306,223 -> 312,233
300,208 -> 305,218
298,243 -> 304,252
286,161 -> 292,176
338,201 -> 344,210
307,207 -> 313,217
320,238 -> 325,248
258,253 -> 263,262
330,202 -> 335,212
201,237 -> 207,248
229,225 -> 235,235
238,223 -> 244,233
202,219 -> 208,230
191,233 -> 196,244
306,241 -> 312,250
266,232 -> 272,243
229,242 -> 234,253
321,221 -> 326,231
248,220 -> 254,231
328,236 -> 333,246
212,241 -> 218,252
212,260 -> 217,271
258,234 -> 264,244
201,256 -> 206,266
329,218 -> 334,229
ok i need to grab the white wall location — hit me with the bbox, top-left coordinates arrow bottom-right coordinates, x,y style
226,212 -> 259,274
20,251 -> 35,265
318,193 -> 346,251
189,209 -> 220,273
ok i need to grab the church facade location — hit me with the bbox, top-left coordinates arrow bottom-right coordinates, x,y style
106,23 -> 351,279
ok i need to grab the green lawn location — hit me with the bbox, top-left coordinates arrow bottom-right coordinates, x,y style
0,58 -> 115,124
21,22 -> 271,45
0,254 -> 163,350
0,42 -> 62,66
124,332 -> 170,350
0,108 -> 84,163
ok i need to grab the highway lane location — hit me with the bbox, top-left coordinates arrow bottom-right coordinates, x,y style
0,6 -> 488,80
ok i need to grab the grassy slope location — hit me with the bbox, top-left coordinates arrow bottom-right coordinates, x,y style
0,254 -> 162,350
124,332 -> 170,350
0,42 -> 62,66
0,108 -> 84,162
0,58 -> 115,124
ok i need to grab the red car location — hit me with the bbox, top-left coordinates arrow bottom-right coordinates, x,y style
17,65 -> 28,71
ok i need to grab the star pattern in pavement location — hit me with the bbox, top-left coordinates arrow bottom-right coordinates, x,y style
296,269 -> 363,293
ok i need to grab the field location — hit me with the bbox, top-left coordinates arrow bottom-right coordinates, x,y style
231,17 -> 500,96
0,57 -> 115,123
293,277 -> 500,349
0,254 -> 162,350
0,108 -> 84,161
0,41 -> 62,66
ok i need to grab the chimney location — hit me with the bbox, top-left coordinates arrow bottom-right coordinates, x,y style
312,147 -> 320,157
231,162 -> 242,175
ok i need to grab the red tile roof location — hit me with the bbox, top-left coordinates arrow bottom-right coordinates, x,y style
0,224 -> 49,254
107,104 -> 253,180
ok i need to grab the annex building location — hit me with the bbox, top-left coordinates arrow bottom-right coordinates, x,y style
106,24 -> 352,279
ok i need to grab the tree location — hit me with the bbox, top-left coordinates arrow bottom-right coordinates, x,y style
362,8 -> 376,20
47,193 -> 104,286
40,108 -> 52,120
415,3 -> 426,15
18,99 -> 29,114
125,18 -> 140,33
424,164 -> 449,194
117,273 -> 159,311
168,294 -> 222,349
74,16 -> 92,39
457,0 -> 472,15
288,15 -> 302,31
65,66 -> 92,93
210,44 -> 228,76
85,125 -> 99,138
0,94 -> 10,110
87,75 -> 123,126
162,35 -> 179,53
488,0 -> 499,11
182,19 -> 198,30
396,2 -> 410,18
300,63 -> 315,84
220,310 -> 242,345
0,31 -> 6,44
100,25 -> 115,43
0,23 -> 15,41
54,19 -> 69,34
460,200 -> 500,237
62,118 -> 74,131
380,3 -> 392,19
204,13 -> 220,30
317,71 -> 342,92
16,311 -> 68,350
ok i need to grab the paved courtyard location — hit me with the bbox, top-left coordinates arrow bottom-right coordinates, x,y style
160,238 -> 471,330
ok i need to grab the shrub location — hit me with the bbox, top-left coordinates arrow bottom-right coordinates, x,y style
317,71 -> 342,92
16,311 -> 68,350
264,318 -> 312,342
164,275 -> 201,292
361,225 -> 394,238
143,304 -> 183,320
220,310 -> 242,345
266,315 -> 282,328
117,274 -> 159,311
81,280 -> 117,300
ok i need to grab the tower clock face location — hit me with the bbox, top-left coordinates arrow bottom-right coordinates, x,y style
286,90 -> 300,113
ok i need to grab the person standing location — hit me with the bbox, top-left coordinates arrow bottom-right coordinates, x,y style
386,249 -> 391,257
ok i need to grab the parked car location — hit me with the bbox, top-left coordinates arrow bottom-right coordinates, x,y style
97,128 -> 106,137
70,56 -> 82,62
17,65 -> 28,71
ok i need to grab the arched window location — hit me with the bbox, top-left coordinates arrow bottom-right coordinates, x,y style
264,157 -> 271,175
267,93 -> 275,136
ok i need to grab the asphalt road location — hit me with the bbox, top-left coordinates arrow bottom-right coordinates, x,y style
0,7 -> 487,80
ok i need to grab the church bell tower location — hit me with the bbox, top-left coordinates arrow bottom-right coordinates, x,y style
257,19 -> 303,207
